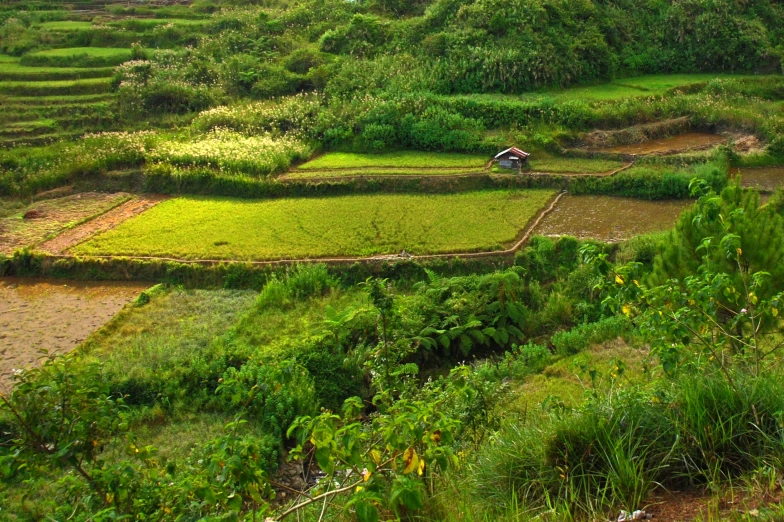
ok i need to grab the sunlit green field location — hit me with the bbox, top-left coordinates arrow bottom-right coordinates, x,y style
34,21 -> 94,31
298,151 -> 489,170
528,158 -> 625,173
285,167 -> 485,179
74,190 -> 556,260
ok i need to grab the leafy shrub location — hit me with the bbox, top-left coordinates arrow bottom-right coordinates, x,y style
257,263 -> 339,309
358,123 -> 397,152
218,360 -> 316,440
550,316 -> 632,355
294,338 -> 366,412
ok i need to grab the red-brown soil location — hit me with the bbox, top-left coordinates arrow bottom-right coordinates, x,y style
40,194 -> 168,254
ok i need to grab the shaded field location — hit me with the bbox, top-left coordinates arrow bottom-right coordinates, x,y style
527,158 -> 624,174
20,47 -> 132,67
0,78 -> 113,96
0,277 -> 148,389
0,61 -> 114,81
451,74 -> 758,104
0,192 -> 130,254
298,151 -> 489,170
534,195 -> 691,242
73,190 -> 556,260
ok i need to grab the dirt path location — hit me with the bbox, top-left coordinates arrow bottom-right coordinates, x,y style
39,195 -> 168,254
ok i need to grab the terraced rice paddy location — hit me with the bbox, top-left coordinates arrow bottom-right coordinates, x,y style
534,195 -> 691,242
592,133 -> 726,155
298,152 -> 489,170
289,151 -> 490,179
0,192 -> 131,254
34,21 -> 94,31
0,62 -> 114,81
527,158 -> 625,174
73,190 -> 556,260
732,166 -> 784,192
0,277 -> 148,389
285,167 -> 487,179
20,47 -> 132,67
0,53 -> 116,146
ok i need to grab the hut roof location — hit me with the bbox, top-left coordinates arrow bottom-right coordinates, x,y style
495,147 -> 530,159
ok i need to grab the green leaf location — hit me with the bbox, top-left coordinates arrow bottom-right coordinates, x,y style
315,446 -> 333,474
355,500 -> 378,522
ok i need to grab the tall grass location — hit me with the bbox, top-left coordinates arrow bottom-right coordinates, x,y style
466,371 -> 784,518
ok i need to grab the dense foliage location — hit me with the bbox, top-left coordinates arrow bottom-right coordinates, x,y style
2,0 -> 784,520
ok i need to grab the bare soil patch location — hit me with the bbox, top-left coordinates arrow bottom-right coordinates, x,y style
0,192 -> 130,255
0,277 -> 149,390
40,194 -> 169,254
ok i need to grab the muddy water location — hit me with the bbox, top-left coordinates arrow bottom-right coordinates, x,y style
0,278 -> 149,389
730,167 -> 784,192
535,195 -> 692,242
596,133 -> 725,155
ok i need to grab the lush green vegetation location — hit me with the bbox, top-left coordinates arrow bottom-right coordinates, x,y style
2,0 -> 784,519
73,190 -> 555,260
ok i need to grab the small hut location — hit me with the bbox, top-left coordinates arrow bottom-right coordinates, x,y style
494,147 -> 530,170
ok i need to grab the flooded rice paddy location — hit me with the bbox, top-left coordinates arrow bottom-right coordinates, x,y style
0,278 -> 148,389
731,166 -> 784,192
535,195 -> 691,242
595,133 -> 725,155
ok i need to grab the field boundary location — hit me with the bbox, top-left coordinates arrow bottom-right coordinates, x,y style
35,192 -> 566,268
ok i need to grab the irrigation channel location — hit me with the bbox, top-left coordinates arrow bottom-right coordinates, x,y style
0,277 -> 150,389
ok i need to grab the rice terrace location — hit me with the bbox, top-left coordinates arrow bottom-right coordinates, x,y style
2,1 -> 784,521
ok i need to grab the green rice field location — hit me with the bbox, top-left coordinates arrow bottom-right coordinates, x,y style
73,190 -> 556,260
298,151 -> 489,170
35,21 -> 94,31
527,158 -> 625,173
284,167 -> 486,179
